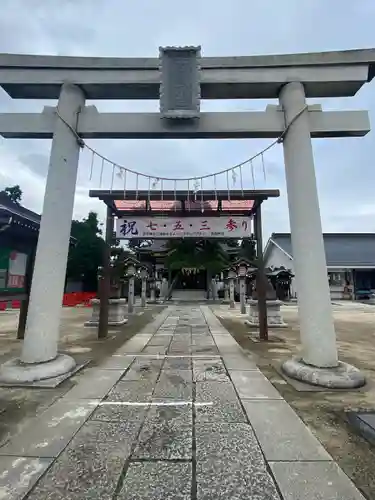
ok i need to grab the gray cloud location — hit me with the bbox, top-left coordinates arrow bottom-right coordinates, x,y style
0,0 -> 375,241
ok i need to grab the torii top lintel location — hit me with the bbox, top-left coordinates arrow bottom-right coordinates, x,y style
0,48 -> 375,100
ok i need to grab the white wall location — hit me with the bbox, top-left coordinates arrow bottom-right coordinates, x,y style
264,243 -> 354,300
264,243 -> 297,297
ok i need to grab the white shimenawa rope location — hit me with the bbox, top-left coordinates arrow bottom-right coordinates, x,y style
55,105 -> 308,187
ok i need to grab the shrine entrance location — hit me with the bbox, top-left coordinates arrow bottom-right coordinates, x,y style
90,188 -> 279,338
172,269 -> 206,291
0,46 -> 372,387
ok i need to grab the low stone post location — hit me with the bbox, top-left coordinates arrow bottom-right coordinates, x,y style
228,268 -> 236,309
161,277 -> 169,301
211,278 -> 218,302
149,277 -> 157,303
122,257 -> 140,315
239,277 -> 246,314
236,260 -> 249,315
128,275 -> 135,314
224,280 -> 229,302
140,267 -> 148,308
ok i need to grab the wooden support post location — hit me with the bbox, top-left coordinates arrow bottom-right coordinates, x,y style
254,204 -> 268,341
17,247 -> 36,339
98,205 -> 113,339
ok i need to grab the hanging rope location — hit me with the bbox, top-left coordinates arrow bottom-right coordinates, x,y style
55,104 -> 308,185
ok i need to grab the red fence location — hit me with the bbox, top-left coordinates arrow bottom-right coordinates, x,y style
62,292 -> 96,307
0,292 -> 96,310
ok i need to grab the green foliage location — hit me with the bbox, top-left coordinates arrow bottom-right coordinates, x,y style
165,239 -> 229,274
67,211 -> 105,291
240,238 -> 256,262
1,185 -> 23,204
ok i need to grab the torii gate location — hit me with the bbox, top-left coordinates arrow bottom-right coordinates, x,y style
0,47 -> 373,387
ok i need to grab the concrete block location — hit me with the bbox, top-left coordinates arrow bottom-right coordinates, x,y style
230,371 -> 283,400
270,461 -> 366,500
242,399 -> 331,461
222,354 -> 259,371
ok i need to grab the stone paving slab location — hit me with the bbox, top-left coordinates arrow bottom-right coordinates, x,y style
98,354 -> 135,371
142,345 -> 168,355
243,399 -> 332,461
153,370 -> 192,400
133,405 -> 192,459
27,420 -> 141,500
116,335 -> 153,355
195,421 -> 280,500
118,462 -> 192,500
270,461 -> 366,500
64,368 -> 124,400
163,357 -> 192,370
230,370 -> 283,400
193,358 -> 229,382
121,357 -> 163,383
222,354 -> 259,371
0,398 -> 97,458
146,336 -> 173,346
196,459 -> 280,500
195,381 -> 246,423
129,357 -> 164,370
191,345 -> 219,355
92,381 -> 153,422
0,456 -> 52,500
195,422 -> 262,461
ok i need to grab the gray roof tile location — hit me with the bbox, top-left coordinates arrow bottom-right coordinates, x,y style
270,233 -> 375,267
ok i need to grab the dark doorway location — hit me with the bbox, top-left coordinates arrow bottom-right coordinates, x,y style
172,269 -> 207,290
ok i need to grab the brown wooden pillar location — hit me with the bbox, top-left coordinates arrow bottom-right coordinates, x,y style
17,247 -> 36,339
254,203 -> 268,341
98,205 -> 114,339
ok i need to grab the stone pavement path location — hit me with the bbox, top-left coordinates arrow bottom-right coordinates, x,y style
0,306 -> 366,499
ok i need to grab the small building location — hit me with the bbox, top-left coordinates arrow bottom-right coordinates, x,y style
264,233 -> 375,300
0,192 -> 76,336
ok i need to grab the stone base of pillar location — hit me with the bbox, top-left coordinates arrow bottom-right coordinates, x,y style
229,301 -> 235,309
246,299 -> 287,328
84,298 -> 127,327
282,356 -> 365,389
0,354 -> 76,384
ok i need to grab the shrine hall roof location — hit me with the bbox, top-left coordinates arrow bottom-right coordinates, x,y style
89,189 -> 280,217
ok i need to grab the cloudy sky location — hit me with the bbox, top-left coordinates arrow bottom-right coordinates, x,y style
0,0 -> 375,240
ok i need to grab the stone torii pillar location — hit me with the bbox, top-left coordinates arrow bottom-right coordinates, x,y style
0,83 -> 84,383
279,81 -> 364,388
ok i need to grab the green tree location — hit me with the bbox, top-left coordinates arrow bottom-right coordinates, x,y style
165,239 -> 229,276
67,211 -> 105,291
240,238 -> 256,262
1,185 -> 23,204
